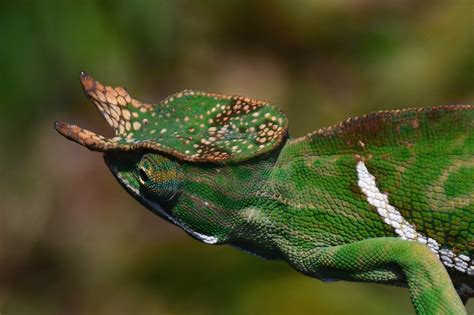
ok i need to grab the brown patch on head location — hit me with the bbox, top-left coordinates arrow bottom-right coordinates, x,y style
79,72 -> 152,136
80,72 -> 98,91
54,121 -> 126,151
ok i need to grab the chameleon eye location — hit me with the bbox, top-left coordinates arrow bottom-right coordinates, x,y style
138,167 -> 149,184
136,154 -> 184,205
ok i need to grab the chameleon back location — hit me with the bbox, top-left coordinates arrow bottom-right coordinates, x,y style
260,106 -> 474,279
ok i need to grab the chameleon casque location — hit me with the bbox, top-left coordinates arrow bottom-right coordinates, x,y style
55,72 -> 473,314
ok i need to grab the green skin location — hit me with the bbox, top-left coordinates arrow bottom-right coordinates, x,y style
56,73 -> 473,314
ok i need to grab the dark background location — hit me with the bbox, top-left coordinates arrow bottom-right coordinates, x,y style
1,1 -> 473,314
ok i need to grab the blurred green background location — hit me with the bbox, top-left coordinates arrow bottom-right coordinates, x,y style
1,1 -> 473,314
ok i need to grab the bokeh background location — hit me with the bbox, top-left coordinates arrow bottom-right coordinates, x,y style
1,1 -> 473,314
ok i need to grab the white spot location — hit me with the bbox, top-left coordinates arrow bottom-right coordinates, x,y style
160,128 -> 167,134
133,122 -> 141,130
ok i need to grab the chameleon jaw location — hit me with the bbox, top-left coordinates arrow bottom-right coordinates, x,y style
105,156 -> 220,245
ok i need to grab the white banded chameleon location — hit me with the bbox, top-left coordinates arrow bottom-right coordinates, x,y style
56,73 -> 473,314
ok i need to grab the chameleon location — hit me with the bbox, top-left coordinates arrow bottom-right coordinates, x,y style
55,72 -> 473,314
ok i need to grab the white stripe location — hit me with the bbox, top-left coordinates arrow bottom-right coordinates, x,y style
356,160 -> 472,274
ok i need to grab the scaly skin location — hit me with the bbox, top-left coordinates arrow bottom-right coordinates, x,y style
56,73 -> 473,314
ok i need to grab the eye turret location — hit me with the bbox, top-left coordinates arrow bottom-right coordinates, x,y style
137,154 -> 184,205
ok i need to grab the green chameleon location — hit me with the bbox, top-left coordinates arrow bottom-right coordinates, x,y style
56,73 -> 473,314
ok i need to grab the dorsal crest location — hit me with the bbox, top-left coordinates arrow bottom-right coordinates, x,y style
283,105 -> 473,159
55,73 -> 289,163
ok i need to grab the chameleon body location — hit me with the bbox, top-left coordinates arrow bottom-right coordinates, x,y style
56,73 -> 473,314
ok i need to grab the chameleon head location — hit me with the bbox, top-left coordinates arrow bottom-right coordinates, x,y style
102,150 -> 225,244
55,72 -> 288,244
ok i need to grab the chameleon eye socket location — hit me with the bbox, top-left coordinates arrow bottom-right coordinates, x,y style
136,153 -> 185,205
139,167 -> 149,183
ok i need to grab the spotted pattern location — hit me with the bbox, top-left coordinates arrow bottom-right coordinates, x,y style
55,73 -> 288,163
